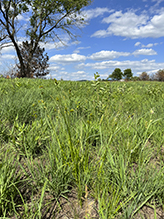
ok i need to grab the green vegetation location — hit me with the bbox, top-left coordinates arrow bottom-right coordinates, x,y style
107,68 -> 123,80
107,68 -> 133,81
139,72 -> 150,81
0,76 -> 164,218
0,0 -> 91,78
123,68 -> 133,80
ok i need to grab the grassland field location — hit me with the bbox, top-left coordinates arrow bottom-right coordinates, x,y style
0,77 -> 164,218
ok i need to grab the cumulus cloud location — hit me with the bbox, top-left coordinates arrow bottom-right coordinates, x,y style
135,42 -> 159,48
91,9 -> 164,39
82,7 -> 114,20
49,53 -> 86,64
76,63 -> 86,69
51,70 -> 90,81
80,59 -> 164,74
89,50 -> 130,61
69,71 -> 90,80
142,43 -> 154,47
133,48 -> 157,56
48,65 -> 60,71
75,70 -> 86,74
40,39 -> 80,51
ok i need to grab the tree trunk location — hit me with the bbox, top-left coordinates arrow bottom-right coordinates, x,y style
10,36 -> 26,78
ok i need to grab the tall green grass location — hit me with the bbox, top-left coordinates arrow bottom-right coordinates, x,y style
0,77 -> 164,218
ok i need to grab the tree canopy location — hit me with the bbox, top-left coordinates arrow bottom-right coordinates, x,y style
108,68 -> 123,81
0,0 -> 92,77
154,69 -> 164,81
139,72 -> 149,81
123,68 -> 133,80
16,41 -> 49,78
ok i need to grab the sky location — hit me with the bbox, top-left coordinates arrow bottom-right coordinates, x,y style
0,0 -> 164,80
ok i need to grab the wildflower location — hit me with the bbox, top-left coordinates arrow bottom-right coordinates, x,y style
150,108 -> 154,114
38,99 -> 44,104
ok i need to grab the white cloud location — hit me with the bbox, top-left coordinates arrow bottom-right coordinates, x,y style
40,40 -> 80,51
135,42 -> 141,46
73,49 -> 80,54
142,43 -> 154,47
151,0 -> 164,6
41,42 -> 63,50
83,7 -> 114,20
68,71 -> 90,80
91,30 -> 108,38
78,46 -> 91,50
59,71 -> 68,75
75,70 -> 86,74
135,42 -> 159,48
136,69 -> 158,75
49,53 -> 86,64
73,46 -> 90,54
133,48 -> 157,56
76,63 -> 86,69
48,65 -> 60,71
1,46 -> 15,53
89,50 -> 130,61
49,70 -> 90,81
91,9 -> 164,39
79,59 -> 164,75
0,54 -> 16,59
70,71 -> 87,77
17,14 -> 29,21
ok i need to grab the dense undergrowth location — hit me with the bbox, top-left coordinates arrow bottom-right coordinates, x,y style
0,77 -> 164,218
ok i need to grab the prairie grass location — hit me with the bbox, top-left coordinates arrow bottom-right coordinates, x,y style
0,77 -> 164,218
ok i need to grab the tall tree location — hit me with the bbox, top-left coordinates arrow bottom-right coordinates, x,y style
108,68 -> 123,81
0,0 -> 92,77
139,72 -> 149,81
154,69 -> 164,81
123,68 -> 133,80
16,41 -> 49,78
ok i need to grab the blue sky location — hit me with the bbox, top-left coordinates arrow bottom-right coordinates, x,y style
0,0 -> 164,80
